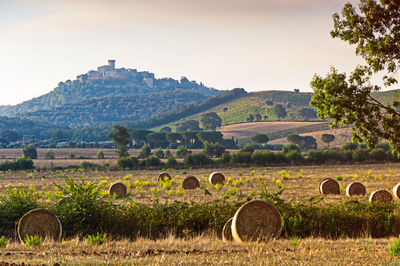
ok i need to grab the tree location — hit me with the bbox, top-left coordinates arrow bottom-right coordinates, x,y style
296,108 -> 317,120
310,0 -> 400,155
45,150 -> 55,159
138,144 -> 151,159
166,132 -> 183,146
287,134 -> 303,146
160,126 -> 172,133
273,104 -> 287,118
321,134 -> 335,149
108,125 -> 130,158
22,144 -> 37,159
255,114 -> 262,121
1,130 -> 19,142
176,120 -> 200,132
246,114 -> 255,122
196,131 -> 224,144
146,132 -> 168,148
52,130 -> 67,142
251,134 -> 269,145
303,136 -> 317,150
200,112 -> 222,130
129,129 -> 152,147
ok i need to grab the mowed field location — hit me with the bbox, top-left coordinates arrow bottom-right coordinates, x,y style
217,121 -> 327,139
0,163 -> 400,264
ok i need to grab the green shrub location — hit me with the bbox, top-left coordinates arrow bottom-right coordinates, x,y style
80,161 -> 98,170
220,152 -> 232,164
376,142 -> 390,151
176,145 -> 190,158
231,152 -> 253,164
342,142 -> 358,150
24,235 -> 42,247
117,157 -> 138,169
240,144 -> 254,153
166,156 -> 178,168
97,150 -> 105,159
184,152 -> 213,166
285,150 -> 304,163
203,142 -> 225,158
0,236 -> 8,248
45,150 -> 55,159
283,144 -> 301,154
22,144 -> 37,159
251,151 -> 277,165
353,149 -> 369,162
138,144 -> 151,159
369,148 -> 387,161
87,232 -> 107,245
68,152 -> 76,159
144,156 -> 162,167
165,149 -> 172,157
155,148 -> 165,159
336,176 -> 343,181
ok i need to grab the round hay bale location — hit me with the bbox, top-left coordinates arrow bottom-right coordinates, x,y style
231,200 -> 282,242
319,179 -> 340,195
346,182 -> 366,196
209,172 -> 225,185
393,183 -> 400,199
58,195 -> 72,205
182,176 -> 200,190
158,172 -> 172,182
369,190 -> 392,204
318,178 -> 335,194
17,209 -> 62,243
222,217 -> 233,242
109,182 -> 127,198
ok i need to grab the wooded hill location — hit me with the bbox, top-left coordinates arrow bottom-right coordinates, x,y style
0,68 -> 221,128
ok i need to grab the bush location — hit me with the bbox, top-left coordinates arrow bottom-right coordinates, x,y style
0,236 -> 8,248
220,152 -> 232,164
251,151 -> 278,165
240,144 -> 254,153
176,145 -> 190,158
68,152 -> 76,159
388,235 -> 400,257
285,150 -> 304,163
144,156 -> 162,167
184,152 -> 213,166
369,148 -> 387,161
376,142 -> 390,151
353,149 -> 369,162
283,144 -> 301,154
22,144 -> 37,159
166,156 -> 178,168
203,142 -> 225,158
97,151 -> 105,159
342,142 -> 358,150
138,144 -> 151,159
45,150 -> 55,159
0,157 -> 34,171
155,148 -> 165,158
231,152 -> 253,164
117,157 -> 139,169
80,161 -> 98,170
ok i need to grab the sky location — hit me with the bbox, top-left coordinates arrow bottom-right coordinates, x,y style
0,0 -> 365,106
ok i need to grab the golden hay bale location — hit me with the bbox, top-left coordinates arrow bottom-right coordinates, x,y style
231,200 -> 282,242
209,172 -> 225,185
318,178 -> 335,194
222,217 -> 233,242
17,209 -> 62,243
369,190 -> 393,204
319,179 -> 340,195
182,176 -> 200,190
393,183 -> 400,199
158,172 -> 172,182
345,182 -> 366,196
109,182 -> 127,198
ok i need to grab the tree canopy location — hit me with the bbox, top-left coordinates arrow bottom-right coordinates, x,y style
200,112 -> 222,130
273,104 -> 287,118
310,0 -> 400,155
108,125 -> 130,158
251,134 -> 269,144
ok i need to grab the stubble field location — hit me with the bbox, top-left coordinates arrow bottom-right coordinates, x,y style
0,162 -> 399,264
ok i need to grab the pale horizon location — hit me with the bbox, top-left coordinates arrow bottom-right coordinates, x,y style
0,0 -> 370,106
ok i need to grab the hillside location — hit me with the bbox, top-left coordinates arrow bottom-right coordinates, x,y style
20,90 -> 209,128
0,60 -> 221,126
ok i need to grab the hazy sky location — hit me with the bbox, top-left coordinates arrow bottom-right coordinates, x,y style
0,0 -> 364,106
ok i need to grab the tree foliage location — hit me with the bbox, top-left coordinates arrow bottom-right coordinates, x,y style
251,134 -> 269,144
108,125 -> 130,158
273,104 -> 287,118
22,144 -> 37,159
200,112 -> 222,130
310,0 -> 400,155
321,134 -> 336,148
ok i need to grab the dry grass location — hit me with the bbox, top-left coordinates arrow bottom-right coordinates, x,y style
0,236 -> 397,265
269,127 -> 352,148
218,121 -> 326,139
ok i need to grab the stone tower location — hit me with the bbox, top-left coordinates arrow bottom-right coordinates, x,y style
108,60 -> 116,69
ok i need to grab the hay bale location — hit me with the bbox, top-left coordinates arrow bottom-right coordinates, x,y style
231,200 -> 282,242
318,178 -> 335,194
393,183 -> 400,199
346,182 -> 366,196
182,176 -> 200,190
369,190 -> 392,204
109,182 -> 127,198
319,179 -> 340,195
17,209 -> 62,243
158,172 -> 172,182
222,217 -> 233,242
209,172 -> 225,185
